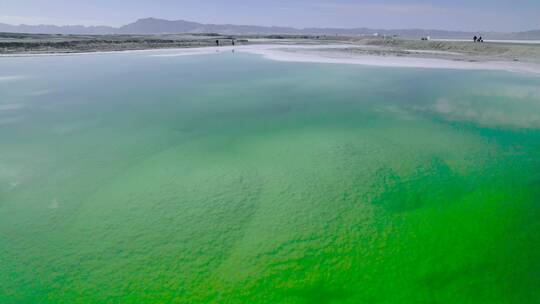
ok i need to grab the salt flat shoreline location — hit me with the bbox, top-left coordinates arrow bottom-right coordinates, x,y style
3,42 -> 540,75
154,44 -> 540,75
258,46 -> 540,74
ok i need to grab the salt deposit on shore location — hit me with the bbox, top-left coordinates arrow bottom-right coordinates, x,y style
151,44 -> 540,75
3,43 -> 540,75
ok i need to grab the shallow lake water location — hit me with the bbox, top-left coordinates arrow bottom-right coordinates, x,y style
1,52 -> 540,303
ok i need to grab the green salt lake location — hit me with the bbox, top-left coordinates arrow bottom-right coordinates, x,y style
1,51 -> 540,303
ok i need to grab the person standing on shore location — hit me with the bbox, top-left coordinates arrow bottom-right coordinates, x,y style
474,36 -> 478,42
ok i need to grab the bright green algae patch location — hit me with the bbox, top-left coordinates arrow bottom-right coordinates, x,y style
1,53 -> 540,303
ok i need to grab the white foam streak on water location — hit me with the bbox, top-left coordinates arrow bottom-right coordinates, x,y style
0,103 -> 24,111
0,116 -> 24,125
27,89 -> 54,96
0,75 -> 30,82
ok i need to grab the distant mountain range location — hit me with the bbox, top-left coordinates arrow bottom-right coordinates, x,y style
1,17 -> 540,39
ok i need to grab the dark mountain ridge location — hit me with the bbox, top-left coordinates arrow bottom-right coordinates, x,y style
1,17 -> 539,39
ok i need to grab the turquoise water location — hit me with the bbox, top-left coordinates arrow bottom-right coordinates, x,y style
1,52 -> 540,303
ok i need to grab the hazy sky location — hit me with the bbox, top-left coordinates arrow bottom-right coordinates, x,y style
1,0 -> 539,31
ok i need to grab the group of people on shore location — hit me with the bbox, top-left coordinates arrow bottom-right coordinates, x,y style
473,36 -> 484,43
215,40 -> 236,46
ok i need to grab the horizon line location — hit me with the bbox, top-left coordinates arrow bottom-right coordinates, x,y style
1,17 -> 538,34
